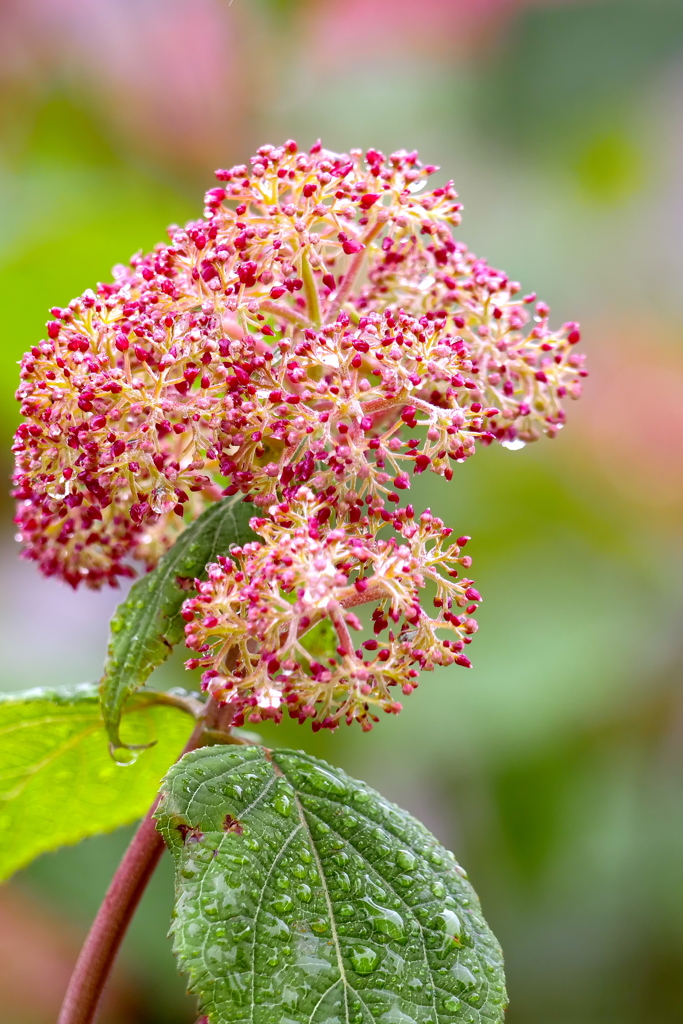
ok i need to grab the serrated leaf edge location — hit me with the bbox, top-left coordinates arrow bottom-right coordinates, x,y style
100,498 -> 254,749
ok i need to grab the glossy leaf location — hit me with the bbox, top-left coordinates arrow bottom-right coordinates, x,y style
157,746 -> 507,1023
0,684 -> 195,881
101,499 -> 255,748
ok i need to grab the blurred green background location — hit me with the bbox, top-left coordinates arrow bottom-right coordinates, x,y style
1,0 -> 682,1021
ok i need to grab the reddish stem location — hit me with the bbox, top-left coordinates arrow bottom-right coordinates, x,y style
57,702 -> 233,1024
329,604 -> 355,656
56,803 -> 166,1024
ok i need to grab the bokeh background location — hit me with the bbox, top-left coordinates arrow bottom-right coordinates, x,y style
1,0 -> 682,1021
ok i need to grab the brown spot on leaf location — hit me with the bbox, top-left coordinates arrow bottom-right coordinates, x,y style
176,823 -> 204,844
222,814 -> 243,834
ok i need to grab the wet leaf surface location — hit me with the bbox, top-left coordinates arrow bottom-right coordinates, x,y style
157,746 -> 506,1023
0,685 -> 193,881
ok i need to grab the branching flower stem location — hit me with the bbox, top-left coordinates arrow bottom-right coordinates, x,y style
323,220 -> 383,323
57,699 -> 235,1024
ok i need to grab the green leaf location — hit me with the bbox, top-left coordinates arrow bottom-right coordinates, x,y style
101,499 -> 256,749
156,746 -> 507,1023
0,684 -> 195,882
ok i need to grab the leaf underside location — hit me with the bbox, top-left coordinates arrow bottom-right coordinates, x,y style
100,498 -> 256,748
157,746 -> 507,1024
0,684 -> 193,881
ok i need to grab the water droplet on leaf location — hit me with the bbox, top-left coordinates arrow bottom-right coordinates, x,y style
273,791 -> 292,816
350,945 -> 380,974
396,850 -> 417,871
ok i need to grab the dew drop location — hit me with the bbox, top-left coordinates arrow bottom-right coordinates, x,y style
451,964 -> 477,989
376,911 -> 405,942
272,894 -> 293,914
433,909 -> 462,942
443,996 -> 461,1013
273,791 -> 292,817
396,850 -> 417,871
363,898 -> 405,941
349,945 -> 380,975
111,747 -> 140,767
231,920 -> 252,941
151,485 -> 178,514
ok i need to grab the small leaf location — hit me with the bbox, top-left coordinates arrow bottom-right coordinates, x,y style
101,499 -> 255,748
156,747 -> 507,1023
0,685 -> 194,881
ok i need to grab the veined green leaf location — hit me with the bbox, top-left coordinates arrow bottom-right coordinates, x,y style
0,684 -> 195,881
101,499 -> 255,749
156,746 -> 507,1023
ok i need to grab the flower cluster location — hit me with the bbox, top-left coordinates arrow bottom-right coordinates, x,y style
182,501 -> 478,731
13,140 -> 585,588
13,140 -> 585,728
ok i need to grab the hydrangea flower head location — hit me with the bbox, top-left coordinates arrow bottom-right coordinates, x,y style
13,140 -> 586,728
182,495 -> 479,731
13,140 -> 585,588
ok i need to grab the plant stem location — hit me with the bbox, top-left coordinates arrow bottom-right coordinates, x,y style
56,800 -> 166,1024
323,220 -> 383,324
259,300 -> 310,328
57,700 -> 234,1024
300,249 -> 321,327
